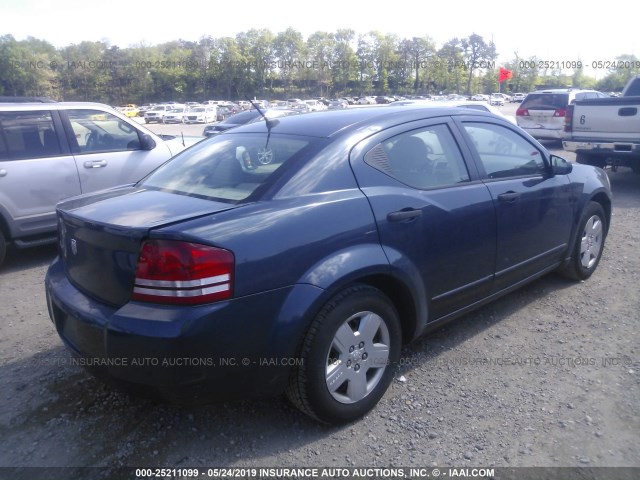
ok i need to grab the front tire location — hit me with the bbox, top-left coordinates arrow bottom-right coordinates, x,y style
560,202 -> 607,280
287,285 -> 401,424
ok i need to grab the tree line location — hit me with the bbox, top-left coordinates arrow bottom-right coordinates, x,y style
0,30 -> 637,104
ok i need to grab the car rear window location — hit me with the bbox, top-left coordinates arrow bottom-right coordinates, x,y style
140,133 -> 314,202
520,93 -> 568,110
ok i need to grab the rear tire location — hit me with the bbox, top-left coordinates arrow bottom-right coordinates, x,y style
286,285 -> 401,424
560,202 -> 607,280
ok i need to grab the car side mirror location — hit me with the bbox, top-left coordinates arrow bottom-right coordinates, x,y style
139,133 -> 156,151
550,154 -> 572,175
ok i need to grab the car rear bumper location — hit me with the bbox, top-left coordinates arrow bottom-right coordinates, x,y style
563,140 -> 640,155
45,257 -> 323,401
518,126 -> 563,140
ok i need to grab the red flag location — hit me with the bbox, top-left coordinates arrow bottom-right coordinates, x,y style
498,67 -> 513,83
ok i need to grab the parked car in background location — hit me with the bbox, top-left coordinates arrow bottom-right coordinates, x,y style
162,107 -> 188,124
215,103 -> 241,121
0,100 -> 195,267
144,104 -> 175,124
489,94 -> 507,106
471,94 -> 489,101
510,93 -> 526,103
375,96 -> 395,104
358,96 -> 377,105
563,75 -> 640,173
202,108 -> 300,137
291,103 -> 311,113
392,99 -> 517,124
304,100 -> 326,111
249,100 -> 270,109
516,89 -> 608,140
119,106 -> 139,117
184,106 -> 217,124
137,105 -> 152,117
447,94 -> 469,101
46,106 -> 610,424
328,99 -> 349,110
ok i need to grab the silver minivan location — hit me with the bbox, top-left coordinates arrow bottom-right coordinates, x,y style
0,101 -> 191,266
516,89 -> 609,140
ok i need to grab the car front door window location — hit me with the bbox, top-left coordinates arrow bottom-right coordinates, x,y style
66,110 -> 142,154
462,123 -> 546,179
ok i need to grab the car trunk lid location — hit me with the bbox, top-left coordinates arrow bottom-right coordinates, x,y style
57,187 -> 237,307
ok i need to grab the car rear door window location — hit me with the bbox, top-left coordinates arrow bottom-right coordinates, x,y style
0,111 -> 62,160
65,109 -> 142,153
365,124 -> 470,189
462,123 -> 546,179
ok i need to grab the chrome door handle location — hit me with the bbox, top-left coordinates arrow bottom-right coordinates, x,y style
84,160 -> 107,168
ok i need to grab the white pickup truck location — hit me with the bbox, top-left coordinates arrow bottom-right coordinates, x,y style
563,75 -> 640,174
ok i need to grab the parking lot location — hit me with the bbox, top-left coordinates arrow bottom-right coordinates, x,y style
0,103 -> 638,478
137,103 -> 573,159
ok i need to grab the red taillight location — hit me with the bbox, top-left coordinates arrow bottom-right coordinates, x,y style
553,108 -> 566,117
132,239 -> 234,305
516,108 -> 529,116
564,104 -> 574,133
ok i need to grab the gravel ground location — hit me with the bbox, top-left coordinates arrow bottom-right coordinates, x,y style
0,123 -> 638,479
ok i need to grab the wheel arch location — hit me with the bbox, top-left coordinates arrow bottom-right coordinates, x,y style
354,273 -> 421,346
590,191 -> 612,235
296,243 -> 427,346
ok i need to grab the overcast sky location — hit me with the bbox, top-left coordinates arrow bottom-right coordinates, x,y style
2,0 -> 634,78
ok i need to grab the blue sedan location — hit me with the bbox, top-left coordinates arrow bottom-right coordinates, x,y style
45,106 -> 612,424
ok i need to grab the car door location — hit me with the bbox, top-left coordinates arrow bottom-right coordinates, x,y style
457,119 -> 574,292
0,109 -> 80,239
60,109 -> 172,194
350,119 -> 497,321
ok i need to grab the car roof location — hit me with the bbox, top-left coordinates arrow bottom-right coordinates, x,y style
0,101 -> 120,111
528,88 -> 596,94
227,105 -> 500,139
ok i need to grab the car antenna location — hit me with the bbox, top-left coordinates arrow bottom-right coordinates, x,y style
246,97 -> 278,149
181,131 -> 185,147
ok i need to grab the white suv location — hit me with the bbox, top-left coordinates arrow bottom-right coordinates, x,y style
516,89 -> 608,140
0,100 -> 191,266
144,104 -> 175,123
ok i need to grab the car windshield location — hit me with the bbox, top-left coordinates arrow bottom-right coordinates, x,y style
140,133 -> 314,203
